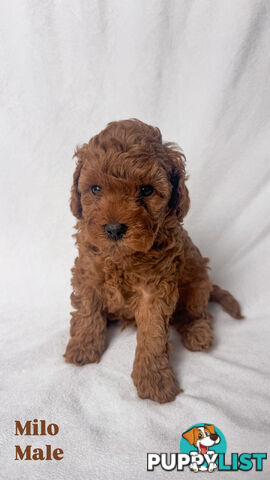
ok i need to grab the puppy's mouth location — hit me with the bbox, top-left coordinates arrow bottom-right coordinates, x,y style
104,227 -> 156,254
199,443 -> 208,455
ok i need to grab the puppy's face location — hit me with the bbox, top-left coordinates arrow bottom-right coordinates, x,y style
71,120 -> 189,255
78,155 -> 171,253
182,425 -> 220,455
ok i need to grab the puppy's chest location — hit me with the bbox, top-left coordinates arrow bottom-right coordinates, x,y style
102,263 -> 139,314
100,256 -> 180,316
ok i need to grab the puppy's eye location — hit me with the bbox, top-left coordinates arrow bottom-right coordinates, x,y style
198,433 -> 203,439
205,431 -> 210,436
139,185 -> 154,197
91,185 -> 101,195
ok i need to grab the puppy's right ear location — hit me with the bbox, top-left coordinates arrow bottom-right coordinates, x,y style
70,154 -> 83,219
182,427 -> 195,445
204,424 -> 215,435
165,143 -> 190,222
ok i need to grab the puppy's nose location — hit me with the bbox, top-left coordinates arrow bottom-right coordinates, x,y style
210,434 -> 218,441
104,223 -> 127,241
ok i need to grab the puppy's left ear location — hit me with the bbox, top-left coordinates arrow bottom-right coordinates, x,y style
165,143 -> 190,222
70,153 -> 83,219
182,427 -> 195,445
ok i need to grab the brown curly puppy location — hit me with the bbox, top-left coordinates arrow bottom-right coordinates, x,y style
64,119 -> 243,403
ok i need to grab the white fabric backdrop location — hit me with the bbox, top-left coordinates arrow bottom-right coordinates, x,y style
1,0 -> 270,478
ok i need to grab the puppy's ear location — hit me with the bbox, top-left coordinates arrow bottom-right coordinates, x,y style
182,427 -> 195,445
165,143 -> 190,222
70,153 -> 83,219
204,424 -> 215,435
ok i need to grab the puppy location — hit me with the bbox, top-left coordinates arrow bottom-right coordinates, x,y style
182,424 -> 220,472
65,119 -> 243,403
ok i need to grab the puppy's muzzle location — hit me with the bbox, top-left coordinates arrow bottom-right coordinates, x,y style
104,223 -> 128,241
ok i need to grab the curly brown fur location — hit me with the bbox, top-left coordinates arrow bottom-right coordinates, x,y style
64,118 -> 243,403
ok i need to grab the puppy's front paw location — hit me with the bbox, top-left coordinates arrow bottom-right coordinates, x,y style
132,359 -> 181,403
208,463 -> 218,472
181,318 -> 213,352
64,336 -> 105,366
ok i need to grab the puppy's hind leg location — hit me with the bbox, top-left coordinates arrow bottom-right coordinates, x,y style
173,308 -> 214,352
172,282 -> 214,352
175,237 -> 214,351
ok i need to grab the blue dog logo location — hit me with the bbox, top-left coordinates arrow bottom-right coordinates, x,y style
147,423 -> 267,472
181,423 -> 226,472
